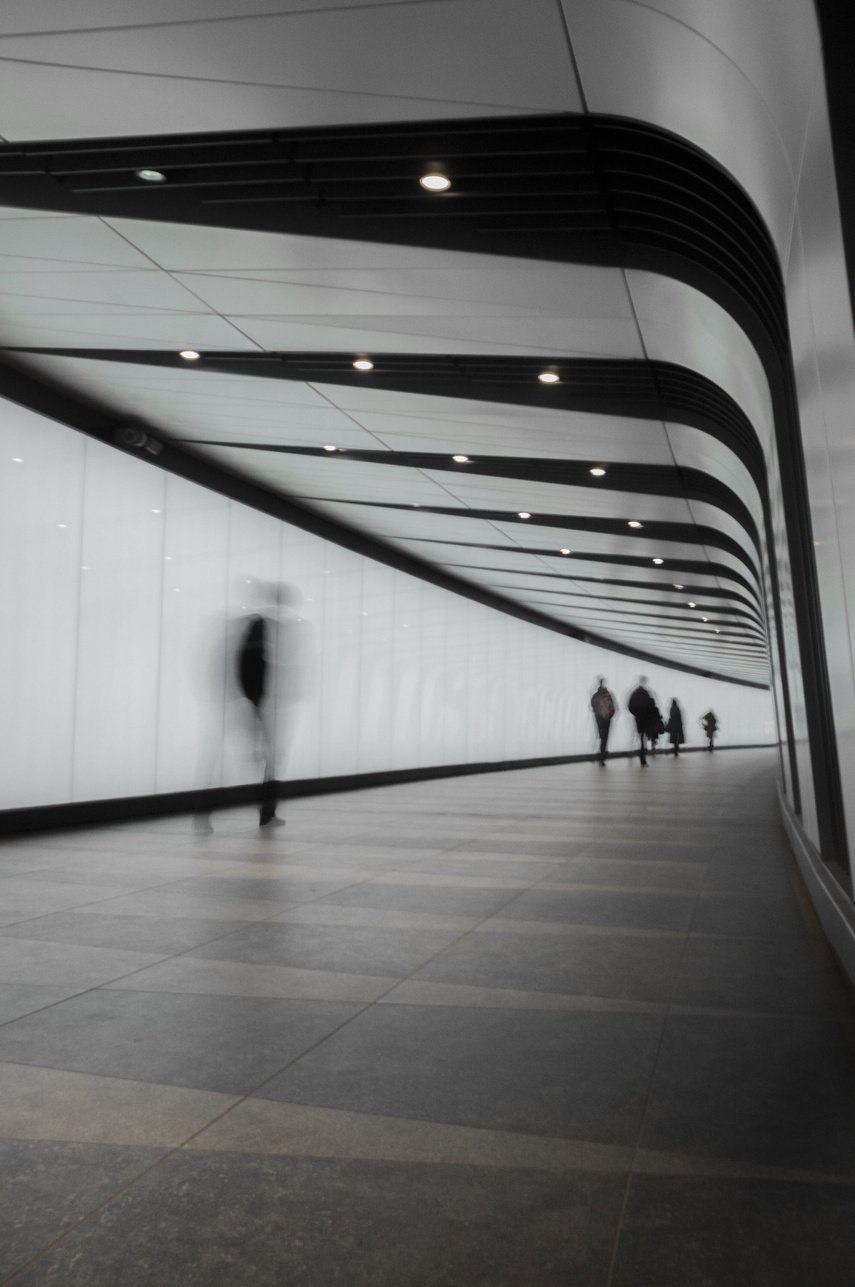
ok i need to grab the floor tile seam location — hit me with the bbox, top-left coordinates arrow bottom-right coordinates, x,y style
204,883 -> 547,1114
0,1100 -> 249,1287
604,919 -> 697,1287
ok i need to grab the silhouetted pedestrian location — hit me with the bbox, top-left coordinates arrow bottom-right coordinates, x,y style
628,677 -> 659,766
667,699 -> 685,756
701,709 -> 718,751
590,678 -> 617,766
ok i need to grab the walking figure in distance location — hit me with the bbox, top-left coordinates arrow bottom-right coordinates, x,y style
701,709 -> 718,751
667,699 -> 685,756
590,678 -> 617,766
628,677 -> 658,766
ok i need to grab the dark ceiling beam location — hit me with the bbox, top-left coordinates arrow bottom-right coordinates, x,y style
189,440 -> 759,545
331,498 -> 760,575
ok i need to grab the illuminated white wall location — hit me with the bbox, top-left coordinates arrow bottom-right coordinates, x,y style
0,401 -> 775,811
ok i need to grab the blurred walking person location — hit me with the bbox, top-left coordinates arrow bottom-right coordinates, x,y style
701,709 -> 718,751
666,699 -> 685,757
628,677 -> 659,767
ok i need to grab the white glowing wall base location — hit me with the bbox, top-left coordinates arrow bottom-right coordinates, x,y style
0,401 -> 776,809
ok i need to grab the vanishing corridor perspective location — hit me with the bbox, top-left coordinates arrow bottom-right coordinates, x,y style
2,1 -> 855,1283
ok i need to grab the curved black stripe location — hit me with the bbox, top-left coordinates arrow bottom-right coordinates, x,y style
190,441 -> 761,547
332,498 -> 760,575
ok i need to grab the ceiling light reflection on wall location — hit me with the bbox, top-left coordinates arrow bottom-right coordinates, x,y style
179,350 -> 200,361
419,172 -> 451,192
353,358 -> 374,371
12,457 -> 22,463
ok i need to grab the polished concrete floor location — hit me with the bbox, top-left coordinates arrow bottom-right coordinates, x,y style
1,748 -> 855,1284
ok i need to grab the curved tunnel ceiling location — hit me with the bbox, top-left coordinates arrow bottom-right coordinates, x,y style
0,111 -> 793,686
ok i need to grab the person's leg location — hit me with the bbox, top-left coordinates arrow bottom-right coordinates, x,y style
257,702 -> 282,826
639,731 -> 648,766
597,718 -> 608,764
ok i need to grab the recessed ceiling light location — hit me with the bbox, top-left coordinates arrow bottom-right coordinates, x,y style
673,583 -> 684,589
452,454 -> 470,463
589,467 -> 606,477
652,557 -> 664,565
517,511 -> 532,519
702,616 -> 709,622
419,172 -> 451,192
715,629 -> 721,634
353,358 -> 374,371
559,548 -> 571,555
323,444 -> 337,452
688,601 -> 697,608
628,520 -> 643,528
538,371 -> 560,384
179,349 -> 200,361
136,168 -> 166,183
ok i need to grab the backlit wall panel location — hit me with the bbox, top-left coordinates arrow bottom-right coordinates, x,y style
0,402 -> 775,812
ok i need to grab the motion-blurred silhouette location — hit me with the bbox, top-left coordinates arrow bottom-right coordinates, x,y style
194,580 -> 310,833
627,677 -> 660,767
590,677 -> 617,766
701,709 -> 718,751
667,699 -> 685,756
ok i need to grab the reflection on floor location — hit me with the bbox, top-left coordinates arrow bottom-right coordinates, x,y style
1,748 -> 855,1285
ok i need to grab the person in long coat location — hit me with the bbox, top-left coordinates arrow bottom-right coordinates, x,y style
666,699 -> 685,756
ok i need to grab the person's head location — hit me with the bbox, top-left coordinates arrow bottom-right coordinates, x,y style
638,675 -> 648,686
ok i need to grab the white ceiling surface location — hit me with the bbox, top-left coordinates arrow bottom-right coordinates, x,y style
0,1 -> 782,682
0,0 -> 583,140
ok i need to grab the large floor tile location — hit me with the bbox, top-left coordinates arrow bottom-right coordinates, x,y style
411,924 -> 685,1002
260,1003 -> 664,1145
0,990 -> 362,1094
0,911 -> 256,955
315,881 -> 522,918
672,934 -> 847,1016
496,886 -> 698,933
10,1151 -> 628,1287
640,1013 -> 855,1174
0,1139 -> 161,1280
185,920 -> 461,976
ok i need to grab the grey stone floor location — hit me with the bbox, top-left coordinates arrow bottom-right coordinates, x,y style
1,748 -> 855,1284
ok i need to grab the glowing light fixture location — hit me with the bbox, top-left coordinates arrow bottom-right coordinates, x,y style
323,444 -> 337,452
589,467 -> 606,477
452,454 -> 470,463
652,558 -> 664,565
517,511 -> 532,519
673,583 -> 684,590
559,548 -> 571,555
628,520 -> 643,528
12,457 -> 22,463
688,601 -> 697,608
136,168 -> 166,183
538,371 -> 559,384
419,172 -> 451,192
353,358 -> 374,371
179,349 -> 200,361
